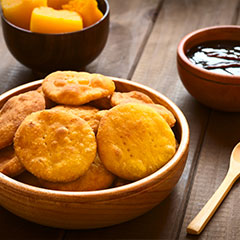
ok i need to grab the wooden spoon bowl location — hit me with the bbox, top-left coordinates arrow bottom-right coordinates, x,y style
0,78 -> 189,229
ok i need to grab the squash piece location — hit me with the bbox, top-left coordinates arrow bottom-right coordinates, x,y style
47,0 -> 69,9
62,0 -> 103,28
30,7 -> 83,34
1,0 -> 47,30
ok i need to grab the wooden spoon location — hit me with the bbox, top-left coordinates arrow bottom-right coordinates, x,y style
187,142 -> 240,235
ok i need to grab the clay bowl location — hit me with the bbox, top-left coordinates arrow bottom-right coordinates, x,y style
177,25 -> 240,112
0,0 -> 109,73
0,78 -> 189,229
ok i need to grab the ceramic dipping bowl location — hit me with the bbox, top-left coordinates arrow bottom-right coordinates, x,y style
0,77 -> 189,229
177,25 -> 240,112
0,0 -> 109,73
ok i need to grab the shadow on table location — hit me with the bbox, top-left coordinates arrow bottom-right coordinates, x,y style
0,206 -> 64,240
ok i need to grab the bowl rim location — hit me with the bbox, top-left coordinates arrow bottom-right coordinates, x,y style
177,25 -> 240,85
0,77 -> 189,203
0,0 -> 109,36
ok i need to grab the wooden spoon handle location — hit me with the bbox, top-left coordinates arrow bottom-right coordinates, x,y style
187,169 -> 239,235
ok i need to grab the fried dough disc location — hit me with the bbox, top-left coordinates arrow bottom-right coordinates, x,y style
39,154 -> 115,191
148,104 -> 176,127
0,91 -> 45,149
110,91 -> 154,106
110,91 -> 176,127
52,105 -> 99,133
89,96 -> 112,109
36,85 -> 56,108
94,110 -> 108,132
14,109 -> 97,182
0,145 -> 24,177
113,177 -> 131,187
97,103 -> 176,181
96,110 -> 108,120
42,71 -> 115,105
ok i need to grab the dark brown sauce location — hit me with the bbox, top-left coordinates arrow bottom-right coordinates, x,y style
187,40 -> 240,76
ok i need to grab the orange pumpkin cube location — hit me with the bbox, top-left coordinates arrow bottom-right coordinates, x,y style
1,0 -> 47,30
30,7 -> 83,34
62,0 -> 103,28
47,0 -> 69,9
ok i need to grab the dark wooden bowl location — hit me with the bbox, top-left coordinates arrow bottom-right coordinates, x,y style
177,25 -> 240,112
0,77 -> 189,229
0,0 -> 109,73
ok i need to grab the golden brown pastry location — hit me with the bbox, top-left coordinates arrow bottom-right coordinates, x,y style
97,103 -> 176,181
36,85 -> 56,108
148,104 -> 176,127
39,154 -> 115,191
42,71 -> 115,105
110,91 -> 176,127
0,91 -> 45,149
52,105 -> 100,133
89,95 -> 112,109
14,109 -> 97,182
110,91 -> 154,106
0,145 -> 24,177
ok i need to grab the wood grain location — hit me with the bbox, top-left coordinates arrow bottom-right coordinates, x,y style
0,207 -> 65,240
0,17 -> 63,240
86,0 -> 162,79
177,0 -> 240,238
0,78 -> 189,230
0,22 -> 35,95
0,0 -> 161,93
66,0 -> 240,238
131,0 -> 240,239
180,112 -> 240,240
0,0 -> 163,238
1,0 -> 240,239
187,143 -> 240,235
63,1 -> 234,240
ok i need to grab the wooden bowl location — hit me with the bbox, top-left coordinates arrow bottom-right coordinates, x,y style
177,25 -> 240,112
0,0 -> 109,73
0,78 -> 189,229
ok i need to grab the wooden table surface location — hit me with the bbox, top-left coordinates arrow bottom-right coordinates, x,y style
1,0 -> 240,239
